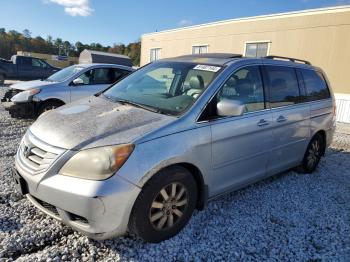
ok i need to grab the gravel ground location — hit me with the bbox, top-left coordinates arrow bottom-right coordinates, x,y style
0,86 -> 349,261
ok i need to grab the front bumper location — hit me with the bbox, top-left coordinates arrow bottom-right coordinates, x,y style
14,158 -> 141,240
2,101 -> 37,118
1,89 -> 38,118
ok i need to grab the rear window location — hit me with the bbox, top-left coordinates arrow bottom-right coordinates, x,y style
301,69 -> 330,101
265,66 -> 301,108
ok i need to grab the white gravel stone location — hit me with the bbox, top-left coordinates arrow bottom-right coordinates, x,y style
0,86 -> 349,261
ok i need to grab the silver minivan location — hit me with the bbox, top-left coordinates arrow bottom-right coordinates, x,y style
13,54 -> 336,243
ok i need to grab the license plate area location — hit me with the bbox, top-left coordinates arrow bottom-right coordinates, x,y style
12,168 -> 29,195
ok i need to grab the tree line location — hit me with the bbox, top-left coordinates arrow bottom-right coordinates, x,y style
0,28 -> 141,66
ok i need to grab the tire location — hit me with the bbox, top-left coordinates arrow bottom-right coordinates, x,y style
129,166 -> 197,243
38,100 -> 64,116
0,74 -> 4,86
298,133 -> 324,174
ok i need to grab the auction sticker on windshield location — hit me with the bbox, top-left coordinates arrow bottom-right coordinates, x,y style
193,65 -> 221,72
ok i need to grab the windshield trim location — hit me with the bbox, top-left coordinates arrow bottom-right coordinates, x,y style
46,66 -> 86,83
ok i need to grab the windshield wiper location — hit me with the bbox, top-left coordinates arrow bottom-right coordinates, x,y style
100,94 -> 176,116
113,98 -> 161,113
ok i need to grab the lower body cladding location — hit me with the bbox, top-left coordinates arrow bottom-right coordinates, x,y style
13,166 -> 141,240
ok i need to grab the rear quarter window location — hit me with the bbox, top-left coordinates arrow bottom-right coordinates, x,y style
301,69 -> 330,101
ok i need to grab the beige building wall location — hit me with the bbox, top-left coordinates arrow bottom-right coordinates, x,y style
141,6 -> 350,96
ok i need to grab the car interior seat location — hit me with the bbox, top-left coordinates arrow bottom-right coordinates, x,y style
186,75 -> 205,99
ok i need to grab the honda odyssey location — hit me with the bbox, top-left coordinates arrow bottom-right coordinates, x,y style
12,53 -> 336,243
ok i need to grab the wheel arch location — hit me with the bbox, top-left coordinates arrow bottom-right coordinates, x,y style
175,162 -> 208,210
36,98 -> 65,115
41,98 -> 65,105
139,162 -> 208,211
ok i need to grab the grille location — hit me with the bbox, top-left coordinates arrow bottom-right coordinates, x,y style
33,196 -> 59,216
16,132 -> 65,175
32,196 -> 89,224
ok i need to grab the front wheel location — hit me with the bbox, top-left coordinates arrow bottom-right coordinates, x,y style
299,134 -> 324,173
129,166 -> 197,243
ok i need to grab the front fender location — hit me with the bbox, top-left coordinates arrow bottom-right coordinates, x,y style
33,88 -> 70,104
116,125 -> 212,188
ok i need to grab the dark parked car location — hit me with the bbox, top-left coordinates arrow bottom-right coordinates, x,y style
0,55 -> 60,85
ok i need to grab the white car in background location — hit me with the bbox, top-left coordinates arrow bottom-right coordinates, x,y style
1,63 -> 133,118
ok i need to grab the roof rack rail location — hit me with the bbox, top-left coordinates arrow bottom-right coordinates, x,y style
177,53 -> 243,59
264,55 -> 311,65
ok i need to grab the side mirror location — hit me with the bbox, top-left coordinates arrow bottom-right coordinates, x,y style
72,78 -> 84,86
217,98 -> 245,117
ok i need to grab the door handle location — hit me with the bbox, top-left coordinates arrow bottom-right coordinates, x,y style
257,119 -> 269,127
276,115 -> 287,123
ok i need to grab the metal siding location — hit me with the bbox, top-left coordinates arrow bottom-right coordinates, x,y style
335,95 -> 350,123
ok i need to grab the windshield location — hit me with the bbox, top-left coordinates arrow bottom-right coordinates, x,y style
47,65 -> 85,82
103,62 -> 221,115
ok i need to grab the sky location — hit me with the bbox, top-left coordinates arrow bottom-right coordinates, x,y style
0,0 -> 349,46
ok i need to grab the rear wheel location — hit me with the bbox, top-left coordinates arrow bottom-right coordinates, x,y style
0,74 -> 5,86
38,100 -> 64,116
129,166 -> 197,243
299,133 -> 324,173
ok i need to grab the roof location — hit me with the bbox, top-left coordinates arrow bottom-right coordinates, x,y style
82,49 -> 130,59
71,63 -> 133,70
161,53 -> 315,67
162,53 -> 242,65
142,5 -> 350,37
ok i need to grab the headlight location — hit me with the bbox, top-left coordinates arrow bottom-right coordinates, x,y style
59,144 -> 134,180
11,88 -> 41,102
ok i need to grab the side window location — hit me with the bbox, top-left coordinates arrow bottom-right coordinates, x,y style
92,68 -> 113,84
20,57 -> 32,66
301,69 -> 330,101
111,68 -> 130,83
265,66 -> 300,108
74,68 -> 129,86
216,66 -> 265,113
76,69 -> 94,85
32,59 -> 47,68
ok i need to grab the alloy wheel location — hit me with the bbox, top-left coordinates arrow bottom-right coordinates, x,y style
307,139 -> 321,169
149,182 -> 188,230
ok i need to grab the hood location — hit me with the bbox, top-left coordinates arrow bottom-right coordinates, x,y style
29,96 -> 176,150
10,80 -> 55,91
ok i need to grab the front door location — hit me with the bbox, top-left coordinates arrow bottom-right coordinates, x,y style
207,65 -> 273,196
